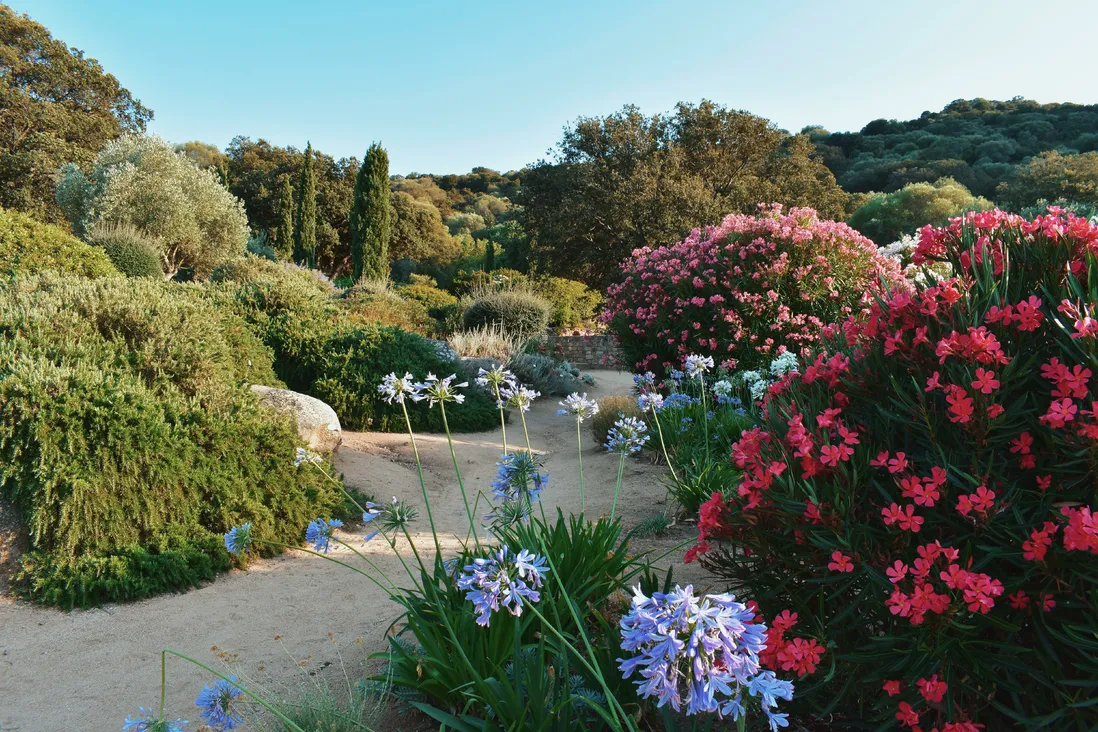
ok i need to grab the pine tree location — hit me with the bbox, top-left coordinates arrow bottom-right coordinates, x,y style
484,238 -> 495,271
275,175 -> 294,259
293,142 -> 317,268
349,142 -> 391,280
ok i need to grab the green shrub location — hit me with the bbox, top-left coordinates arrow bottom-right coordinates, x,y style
86,222 -> 164,278
211,254 -> 337,299
532,276 -> 603,328
246,232 -> 280,261
0,206 -> 119,279
396,282 -> 457,315
589,396 -> 644,446
0,274 -> 341,608
342,284 -> 436,337
463,291 -> 550,343
508,353 -> 585,397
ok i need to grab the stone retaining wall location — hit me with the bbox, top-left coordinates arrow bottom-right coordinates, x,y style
544,334 -> 622,370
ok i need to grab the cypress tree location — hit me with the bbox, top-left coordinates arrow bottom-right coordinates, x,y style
484,238 -> 495,272
293,142 -> 317,268
275,175 -> 294,259
349,142 -> 391,280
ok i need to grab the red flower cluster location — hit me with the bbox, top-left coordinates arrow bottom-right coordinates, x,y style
755,609 -> 826,678
691,208 -> 1098,726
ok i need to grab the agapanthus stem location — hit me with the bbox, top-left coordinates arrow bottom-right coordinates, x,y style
699,373 -> 710,464
398,525 -> 428,582
332,536 -> 411,592
576,419 -> 586,514
519,409 -> 533,455
310,461 -> 367,514
610,453 -> 626,522
439,401 -> 480,549
161,649 -> 306,731
494,384 -> 509,454
400,400 -> 442,563
256,538 -> 394,594
650,409 -> 679,483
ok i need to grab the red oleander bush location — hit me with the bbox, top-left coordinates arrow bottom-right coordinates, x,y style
603,203 -> 903,375
690,208 -> 1098,730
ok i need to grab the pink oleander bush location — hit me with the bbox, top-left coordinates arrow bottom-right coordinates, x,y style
603,204 -> 903,374
689,207 -> 1098,730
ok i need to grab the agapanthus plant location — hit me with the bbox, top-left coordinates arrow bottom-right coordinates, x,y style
194,677 -> 243,731
618,584 -> 793,730
457,545 -> 550,626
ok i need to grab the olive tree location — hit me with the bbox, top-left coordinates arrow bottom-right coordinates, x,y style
56,134 -> 249,279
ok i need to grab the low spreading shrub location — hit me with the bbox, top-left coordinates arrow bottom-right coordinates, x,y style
342,287 -> 436,336
0,205 -> 119,279
0,274 -> 341,608
508,353 -> 585,397
396,282 -> 458,315
690,209 -> 1098,729
604,203 -> 903,375
86,222 -> 165,278
448,324 -> 523,361
463,290 -> 551,343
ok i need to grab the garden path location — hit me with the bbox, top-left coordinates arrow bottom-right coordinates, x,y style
0,370 -> 705,732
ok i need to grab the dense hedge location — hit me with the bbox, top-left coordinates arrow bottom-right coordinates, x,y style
0,206 -> 119,279
0,274 -> 342,608
213,258 -> 498,432
86,222 -> 165,278
463,291 -> 551,343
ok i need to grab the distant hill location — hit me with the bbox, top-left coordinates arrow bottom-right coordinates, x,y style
808,98 -> 1098,199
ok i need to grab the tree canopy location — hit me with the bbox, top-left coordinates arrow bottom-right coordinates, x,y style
0,4 -> 152,223
848,177 -> 994,245
810,98 -> 1098,201
519,100 -> 849,287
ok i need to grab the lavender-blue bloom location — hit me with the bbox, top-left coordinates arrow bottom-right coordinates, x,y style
194,677 -> 243,730
489,452 -> 547,507
618,584 -> 792,724
305,518 -> 343,553
457,545 -> 549,626
637,392 -> 664,413
662,393 -> 697,410
223,523 -> 253,555
605,417 -> 650,454
633,371 -> 657,390
122,708 -> 188,732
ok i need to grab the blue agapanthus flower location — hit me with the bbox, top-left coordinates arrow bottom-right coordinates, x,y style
456,546 -> 549,626
669,368 -> 685,381
662,393 -> 697,410
194,677 -> 244,730
486,453 -> 547,524
223,523 -> 253,555
618,584 -> 793,728
122,707 -> 188,731
606,417 -> 650,454
633,371 -> 657,390
305,518 -> 343,553
637,392 -> 664,413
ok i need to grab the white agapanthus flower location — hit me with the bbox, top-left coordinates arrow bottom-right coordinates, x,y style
739,370 -> 772,402
769,351 -> 799,377
637,392 -> 665,413
377,372 -> 419,404
712,380 -> 733,398
294,447 -> 323,467
557,392 -> 599,422
684,354 -> 715,379
475,365 -> 517,392
501,385 -> 540,413
414,373 -> 468,406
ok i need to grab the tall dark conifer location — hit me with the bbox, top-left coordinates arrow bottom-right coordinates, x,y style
293,142 -> 317,267
276,175 -> 294,258
350,142 -> 391,280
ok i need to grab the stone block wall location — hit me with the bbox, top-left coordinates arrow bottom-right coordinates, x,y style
544,333 -> 623,370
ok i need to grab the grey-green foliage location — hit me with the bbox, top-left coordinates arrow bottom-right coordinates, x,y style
85,222 -> 164,278
507,353 -> 583,396
462,291 -> 550,343
55,134 -> 249,280
350,143 -> 391,280
246,232 -> 279,261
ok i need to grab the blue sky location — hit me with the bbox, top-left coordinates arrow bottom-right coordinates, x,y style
12,0 -> 1098,175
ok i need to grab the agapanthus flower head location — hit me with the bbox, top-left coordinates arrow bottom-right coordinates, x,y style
475,365 -> 517,392
457,545 -> 550,626
633,371 -> 657,390
414,373 -> 468,406
294,447 -> 323,467
377,372 -> 420,404
362,496 -> 417,533
618,584 -> 792,727
712,380 -> 734,398
769,351 -> 800,377
638,392 -> 665,413
305,517 -> 343,553
669,368 -> 685,381
606,417 -> 650,454
122,708 -> 188,732
223,523 -> 254,556
194,677 -> 243,731
488,452 -> 547,524
684,354 -> 715,379
501,384 -> 541,412
557,392 -> 600,422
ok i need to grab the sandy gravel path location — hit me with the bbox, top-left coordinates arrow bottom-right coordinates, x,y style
0,370 -> 707,731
